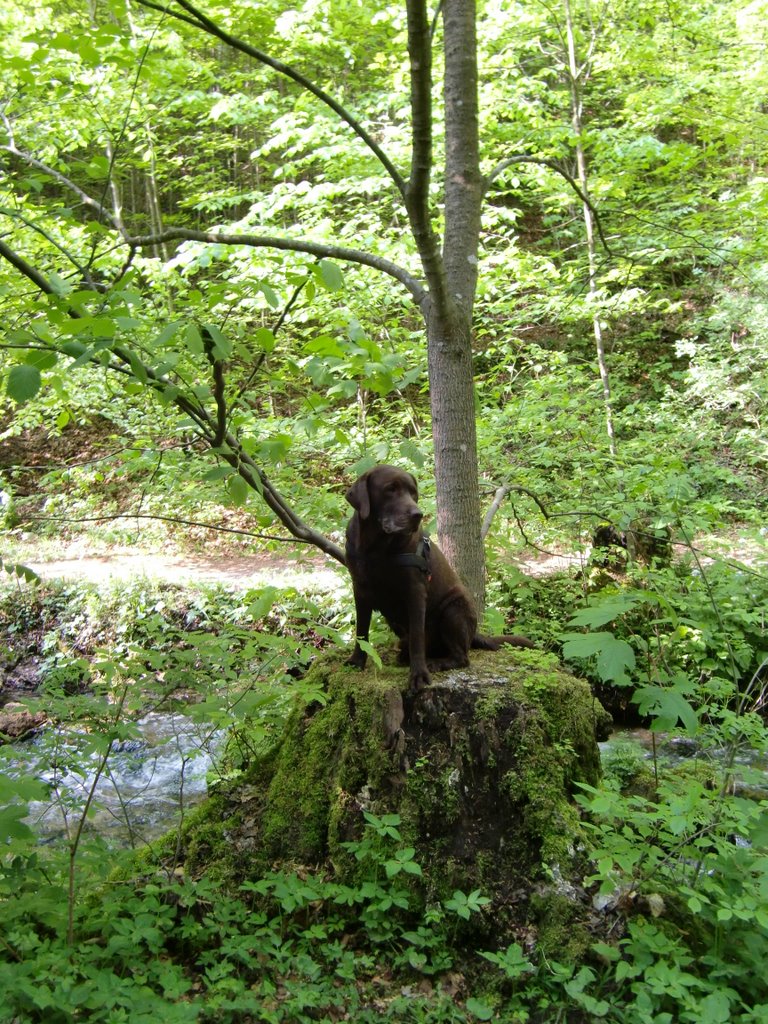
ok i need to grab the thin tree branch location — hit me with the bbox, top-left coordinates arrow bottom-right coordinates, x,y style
126,226 -> 427,305
403,0 -> 447,312
484,154 -> 616,255
429,0 -> 445,40
0,237 -> 56,293
0,208 -> 100,289
481,485 -> 509,540
133,0 -> 407,200
230,274 -> 308,414
1,134 -> 120,231
27,512 -> 327,547
481,483 -> 552,538
0,239 -> 346,564
202,328 -> 227,448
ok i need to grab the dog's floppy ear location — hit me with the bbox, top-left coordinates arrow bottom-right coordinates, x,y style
407,472 -> 418,501
345,473 -> 371,520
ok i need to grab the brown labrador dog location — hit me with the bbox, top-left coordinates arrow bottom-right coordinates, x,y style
345,465 -> 533,689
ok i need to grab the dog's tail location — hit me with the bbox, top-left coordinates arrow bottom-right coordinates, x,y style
472,634 -> 535,651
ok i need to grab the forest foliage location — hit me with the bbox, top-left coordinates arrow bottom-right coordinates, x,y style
1,0 -> 768,1020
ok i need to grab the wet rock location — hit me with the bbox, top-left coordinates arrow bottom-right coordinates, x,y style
0,702 -> 47,742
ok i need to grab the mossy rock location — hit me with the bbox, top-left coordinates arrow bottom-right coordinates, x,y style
176,647 -> 611,949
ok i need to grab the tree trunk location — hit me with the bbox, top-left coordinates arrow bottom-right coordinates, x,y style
427,301 -> 485,610
426,0 -> 486,609
1,0 -> 499,602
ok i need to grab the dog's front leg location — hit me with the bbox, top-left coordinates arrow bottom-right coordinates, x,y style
406,580 -> 431,690
347,593 -> 373,669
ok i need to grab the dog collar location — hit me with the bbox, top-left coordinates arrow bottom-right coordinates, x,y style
394,535 -> 432,576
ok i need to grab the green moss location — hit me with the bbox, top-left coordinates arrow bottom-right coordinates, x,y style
160,645 -> 610,951
471,651 -> 610,868
399,754 -> 463,832
531,889 -> 592,961
256,658 -> 406,865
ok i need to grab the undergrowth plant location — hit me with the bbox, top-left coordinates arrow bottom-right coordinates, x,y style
0,578 -> 343,968
558,542 -> 768,1022
0,812 -> 496,1023
3,538 -> 768,1021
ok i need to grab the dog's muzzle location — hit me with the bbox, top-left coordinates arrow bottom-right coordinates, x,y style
380,507 -> 424,535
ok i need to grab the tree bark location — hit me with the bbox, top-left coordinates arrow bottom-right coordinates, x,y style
426,303 -> 485,609
403,0 -> 486,609
434,0 -> 485,608
563,0 -> 616,457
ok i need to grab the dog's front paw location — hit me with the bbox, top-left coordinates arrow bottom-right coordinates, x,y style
346,650 -> 367,670
408,666 -> 432,691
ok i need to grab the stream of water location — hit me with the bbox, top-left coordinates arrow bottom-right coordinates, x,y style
6,712 -> 224,846
601,728 -> 768,797
6,718 -> 767,851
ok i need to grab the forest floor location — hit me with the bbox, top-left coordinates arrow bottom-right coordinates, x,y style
18,545 -> 587,590
4,505 -> 764,593
23,547 -> 346,591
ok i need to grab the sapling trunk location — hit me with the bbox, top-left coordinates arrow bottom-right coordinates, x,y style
563,0 -> 617,458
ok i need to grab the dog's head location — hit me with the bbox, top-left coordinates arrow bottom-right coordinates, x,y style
346,465 -> 423,535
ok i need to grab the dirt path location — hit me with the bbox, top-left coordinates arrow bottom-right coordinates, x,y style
23,547 -> 587,590
25,550 -> 347,591
23,533 -> 766,592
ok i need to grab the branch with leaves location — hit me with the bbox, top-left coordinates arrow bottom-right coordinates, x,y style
485,154 -> 617,257
133,0 -> 407,201
0,238 -> 346,565
126,227 -> 426,305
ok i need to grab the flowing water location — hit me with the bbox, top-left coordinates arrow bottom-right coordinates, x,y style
6,712 -> 224,847
8,720 -> 767,851
601,728 -> 768,798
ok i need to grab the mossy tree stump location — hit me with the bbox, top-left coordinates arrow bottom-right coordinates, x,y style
186,648 -> 611,949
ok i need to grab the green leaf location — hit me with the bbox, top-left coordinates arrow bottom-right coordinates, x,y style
204,324 -> 231,359
561,632 -> 636,684
698,990 -> 733,1024
568,593 -> 643,628
748,811 -> 768,847
259,434 -> 292,463
356,638 -> 382,668
47,271 -> 71,296
91,317 -> 116,338
255,327 -> 276,353
633,684 -> 699,733
7,364 -> 41,403
1,559 -> 40,582
227,474 -> 250,506
304,335 -> 344,357
465,997 -> 494,1021
185,324 -> 204,355
155,323 -> 181,347
591,941 -> 620,963
126,350 -> 148,383
480,942 -> 534,979
247,587 -> 278,620
84,155 -> 111,178
0,805 -> 35,842
202,465 -> 234,481
259,282 -> 280,308
317,259 -> 343,291
60,340 -> 88,358
25,349 -> 58,370
347,318 -> 366,342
